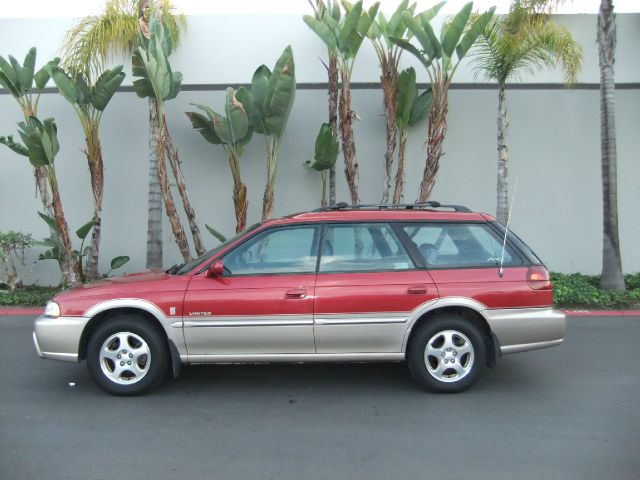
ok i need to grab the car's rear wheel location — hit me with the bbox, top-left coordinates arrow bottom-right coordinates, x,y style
407,314 -> 487,393
86,315 -> 169,396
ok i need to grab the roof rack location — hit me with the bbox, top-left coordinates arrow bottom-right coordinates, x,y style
312,201 -> 472,213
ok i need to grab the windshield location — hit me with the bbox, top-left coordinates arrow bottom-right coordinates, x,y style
172,223 -> 262,275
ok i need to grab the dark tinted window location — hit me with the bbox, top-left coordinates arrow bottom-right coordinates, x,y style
491,222 -> 543,265
320,223 -> 414,272
223,226 -> 319,275
402,223 -> 523,268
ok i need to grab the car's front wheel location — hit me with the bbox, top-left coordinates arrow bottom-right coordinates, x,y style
407,314 -> 487,393
86,315 -> 169,396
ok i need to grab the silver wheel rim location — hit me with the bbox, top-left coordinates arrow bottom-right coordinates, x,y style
99,332 -> 151,385
424,329 -> 474,383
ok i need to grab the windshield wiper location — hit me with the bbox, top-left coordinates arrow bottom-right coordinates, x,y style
166,263 -> 185,275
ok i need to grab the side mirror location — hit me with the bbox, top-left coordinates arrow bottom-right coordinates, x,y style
205,260 -> 225,278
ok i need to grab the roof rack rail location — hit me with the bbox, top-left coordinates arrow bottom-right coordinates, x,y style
312,201 -> 472,213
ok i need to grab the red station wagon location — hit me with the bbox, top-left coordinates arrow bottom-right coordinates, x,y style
34,202 -> 565,395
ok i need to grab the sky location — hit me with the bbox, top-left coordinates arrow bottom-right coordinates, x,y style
1,0 -> 639,18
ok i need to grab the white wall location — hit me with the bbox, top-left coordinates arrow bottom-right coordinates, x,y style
1,13 -> 639,284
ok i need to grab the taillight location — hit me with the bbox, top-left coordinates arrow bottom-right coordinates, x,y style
527,266 -> 552,290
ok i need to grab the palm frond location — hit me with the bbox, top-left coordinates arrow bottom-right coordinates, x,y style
469,0 -> 582,86
62,0 -> 185,78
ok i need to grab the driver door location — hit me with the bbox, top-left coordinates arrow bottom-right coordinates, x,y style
183,225 -> 319,357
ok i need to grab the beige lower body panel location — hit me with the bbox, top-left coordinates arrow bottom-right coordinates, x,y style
483,307 -> 566,355
314,313 -> 409,353
184,352 -> 405,364
182,315 -> 316,355
33,315 -> 90,362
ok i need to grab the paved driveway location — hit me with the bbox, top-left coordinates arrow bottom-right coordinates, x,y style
1,315 -> 639,480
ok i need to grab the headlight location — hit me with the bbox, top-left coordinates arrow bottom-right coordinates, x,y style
44,301 -> 60,319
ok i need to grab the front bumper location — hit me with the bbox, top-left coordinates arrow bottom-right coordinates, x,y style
483,307 -> 566,355
33,315 -> 91,362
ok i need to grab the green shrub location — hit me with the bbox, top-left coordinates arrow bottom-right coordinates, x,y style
552,272 -> 640,309
0,286 -> 60,307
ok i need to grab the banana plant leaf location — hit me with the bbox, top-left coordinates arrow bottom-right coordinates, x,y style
455,7 -> 496,60
91,66 -> 125,111
185,109 -> 222,145
38,212 -> 60,234
34,58 -> 59,92
205,225 -> 227,243
212,88 -> 250,146
0,134 -> 28,157
396,67 -> 418,128
263,46 -> 296,138
132,19 -> 182,102
442,2 -> 473,59
110,256 -> 130,270
75,219 -> 96,240
8,117 -> 58,167
304,123 -> 339,171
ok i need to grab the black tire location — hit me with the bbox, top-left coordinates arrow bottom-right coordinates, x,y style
407,314 -> 487,393
86,314 -> 169,396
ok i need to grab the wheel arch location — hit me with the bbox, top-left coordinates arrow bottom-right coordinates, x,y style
403,298 -> 499,367
78,299 -> 183,377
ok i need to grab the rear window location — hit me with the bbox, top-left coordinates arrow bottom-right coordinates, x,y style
490,222 -> 544,265
402,222 -> 524,268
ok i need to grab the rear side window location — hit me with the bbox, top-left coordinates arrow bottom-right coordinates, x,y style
402,223 -> 523,268
490,222 -> 544,265
320,223 -> 414,272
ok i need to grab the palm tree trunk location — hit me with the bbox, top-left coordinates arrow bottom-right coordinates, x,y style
48,174 -> 78,285
262,136 -> 279,221
381,60 -> 398,204
156,125 -> 192,263
496,83 -> 509,225
163,116 -> 206,257
418,74 -> 448,202
339,67 -> 358,205
84,126 -> 104,281
146,99 -> 163,269
228,149 -> 248,234
598,0 -> 625,291
393,129 -> 408,205
328,53 -> 338,205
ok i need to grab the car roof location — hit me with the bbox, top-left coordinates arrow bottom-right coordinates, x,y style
263,203 -> 494,225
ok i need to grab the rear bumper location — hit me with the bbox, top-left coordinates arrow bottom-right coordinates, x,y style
483,307 -> 566,355
33,315 -> 90,362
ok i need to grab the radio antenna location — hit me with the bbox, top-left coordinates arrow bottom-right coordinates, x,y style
499,177 -> 519,278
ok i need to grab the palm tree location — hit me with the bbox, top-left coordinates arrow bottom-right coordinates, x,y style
304,1 -> 380,205
391,2 -> 495,202
367,0 -> 416,204
1,117 -> 80,284
597,0 -> 624,291
307,0 -> 339,205
61,0 -> 200,269
471,0 -> 582,224
47,65 -> 125,281
0,49 -> 68,280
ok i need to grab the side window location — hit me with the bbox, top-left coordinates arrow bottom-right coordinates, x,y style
223,226 -> 318,275
402,223 -> 523,268
320,223 -> 414,273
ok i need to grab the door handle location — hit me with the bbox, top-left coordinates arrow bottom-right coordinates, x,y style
285,288 -> 307,299
407,285 -> 427,295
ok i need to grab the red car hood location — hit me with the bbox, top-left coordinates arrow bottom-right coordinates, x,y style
56,270 -> 185,300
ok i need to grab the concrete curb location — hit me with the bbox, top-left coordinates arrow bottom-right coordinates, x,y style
1,307 -> 639,317
563,309 -> 640,317
0,308 -> 43,316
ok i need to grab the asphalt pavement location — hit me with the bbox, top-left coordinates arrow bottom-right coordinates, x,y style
1,315 -> 639,480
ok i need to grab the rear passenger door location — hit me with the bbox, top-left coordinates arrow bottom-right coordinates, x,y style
399,222 -> 535,309
314,222 -> 438,354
